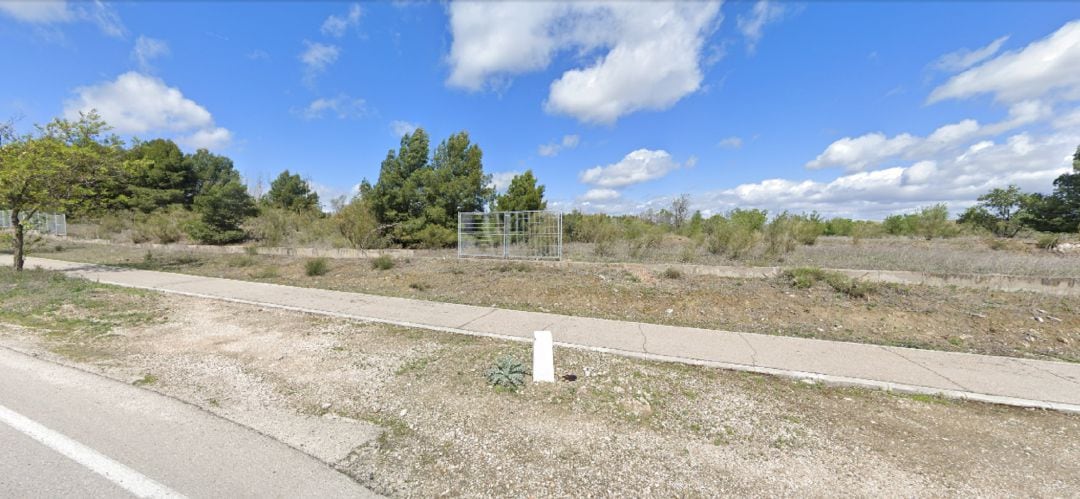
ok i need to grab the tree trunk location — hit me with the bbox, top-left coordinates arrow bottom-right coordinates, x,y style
12,209 -> 24,271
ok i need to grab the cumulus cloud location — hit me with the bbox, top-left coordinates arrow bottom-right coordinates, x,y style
63,71 -> 232,150
321,4 -> 361,38
737,0 -> 787,53
929,20 -> 1080,104
488,171 -> 521,191
300,41 -> 340,85
537,134 -> 580,157
807,100 -> 1050,171
295,94 -> 368,120
132,35 -> 169,72
390,120 -> 418,137
932,35 -> 1009,72
446,1 -> 722,124
580,149 -> 685,188
717,136 -> 743,149
0,0 -> 125,38
579,188 -> 621,202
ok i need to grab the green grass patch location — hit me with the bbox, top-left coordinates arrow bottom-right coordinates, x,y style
0,267 -> 158,337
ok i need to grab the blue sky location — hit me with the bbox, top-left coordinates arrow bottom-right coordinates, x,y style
2,1 -> 1079,219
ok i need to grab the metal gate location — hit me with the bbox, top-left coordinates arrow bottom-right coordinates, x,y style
458,210 -> 562,260
0,211 -> 67,236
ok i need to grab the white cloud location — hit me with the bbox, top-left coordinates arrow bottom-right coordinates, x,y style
178,127 -> 232,151
489,171 -> 521,191
929,20 -> 1080,104
807,100 -> 1051,172
718,136 -> 743,149
247,49 -> 270,61
300,41 -> 340,85
321,4 -> 361,38
447,1 -> 722,124
537,134 -> 580,157
0,0 -> 70,23
933,35 -> 1009,72
0,0 -> 125,38
296,94 -> 368,120
390,120 -> 418,137
579,149 -> 684,188
132,35 -> 169,72
737,0 -> 787,53
579,188 -> 621,202
63,71 -> 231,150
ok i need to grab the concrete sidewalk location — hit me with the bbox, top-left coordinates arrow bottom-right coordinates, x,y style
28,257 -> 1080,413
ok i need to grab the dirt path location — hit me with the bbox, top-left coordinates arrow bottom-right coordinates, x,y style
2,291 -> 1078,496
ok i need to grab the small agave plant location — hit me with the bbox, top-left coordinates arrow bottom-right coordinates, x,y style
486,355 -> 527,391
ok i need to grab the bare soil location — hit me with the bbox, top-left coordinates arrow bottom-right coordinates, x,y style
40,243 -> 1080,362
1,289 -> 1077,497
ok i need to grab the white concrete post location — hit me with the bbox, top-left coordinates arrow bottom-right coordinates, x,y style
532,331 -> 555,383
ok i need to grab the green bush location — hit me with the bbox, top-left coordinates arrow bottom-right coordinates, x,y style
1037,233 -> 1061,250
133,207 -> 192,244
304,257 -> 329,276
371,254 -> 395,270
785,267 -> 825,289
485,355 -> 527,391
661,267 -> 683,279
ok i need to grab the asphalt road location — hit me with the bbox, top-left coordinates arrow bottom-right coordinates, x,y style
0,346 -> 378,498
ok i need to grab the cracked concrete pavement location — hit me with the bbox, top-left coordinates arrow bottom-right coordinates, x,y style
27,257 -> 1080,413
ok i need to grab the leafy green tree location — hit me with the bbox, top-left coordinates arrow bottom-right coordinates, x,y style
495,170 -> 546,211
1024,172 -> 1080,233
183,149 -> 256,244
335,195 -> 384,249
975,185 -> 1028,237
0,111 -> 124,269
126,138 -> 195,212
265,169 -> 320,213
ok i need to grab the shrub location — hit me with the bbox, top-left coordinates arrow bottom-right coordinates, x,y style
371,254 -> 395,270
1037,233 -> 1061,250
133,207 -> 192,244
706,218 -> 757,259
763,213 -> 799,257
486,355 -> 527,391
822,273 -> 877,299
228,255 -> 257,268
661,267 -> 683,279
408,281 -> 429,291
304,257 -> 330,276
785,267 -> 825,289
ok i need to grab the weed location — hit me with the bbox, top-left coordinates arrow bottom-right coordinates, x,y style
244,245 -> 259,256
408,281 -> 430,291
395,356 -> 431,375
661,267 -> 683,279
497,261 -> 532,272
305,257 -> 330,276
371,254 -> 395,270
486,355 -> 527,391
133,373 -> 158,386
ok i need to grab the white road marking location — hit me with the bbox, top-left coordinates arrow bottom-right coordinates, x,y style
0,403 -> 186,499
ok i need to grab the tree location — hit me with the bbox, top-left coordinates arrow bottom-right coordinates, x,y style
0,111 -> 124,270
183,149 -> 256,244
914,203 -> 953,240
1024,171 -> 1080,233
370,129 -> 430,228
495,170 -> 546,211
957,185 -> 1029,237
265,169 -> 320,213
126,138 -> 195,212
671,194 -> 690,229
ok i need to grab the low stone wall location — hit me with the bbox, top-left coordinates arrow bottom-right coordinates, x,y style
50,236 -> 415,259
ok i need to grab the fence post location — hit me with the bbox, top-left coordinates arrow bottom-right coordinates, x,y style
502,212 -> 510,259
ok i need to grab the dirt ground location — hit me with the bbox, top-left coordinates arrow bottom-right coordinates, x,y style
38,243 -> 1080,363
1,288 -> 1077,497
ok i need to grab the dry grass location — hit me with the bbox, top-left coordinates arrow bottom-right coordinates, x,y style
1,292 -> 1077,496
561,236 -> 1080,278
40,243 -> 1080,362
